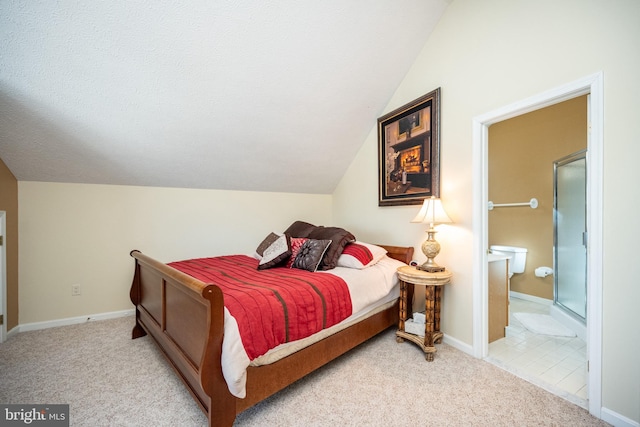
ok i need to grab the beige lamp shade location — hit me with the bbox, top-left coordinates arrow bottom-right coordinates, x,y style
411,196 -> 452,227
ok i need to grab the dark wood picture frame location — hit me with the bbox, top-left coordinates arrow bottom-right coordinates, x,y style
378,88 -> 441,206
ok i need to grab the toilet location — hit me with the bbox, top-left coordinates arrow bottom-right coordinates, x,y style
489,245 -> 528,278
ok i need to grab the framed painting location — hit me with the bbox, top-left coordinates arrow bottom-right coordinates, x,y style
377,88 -> 441,206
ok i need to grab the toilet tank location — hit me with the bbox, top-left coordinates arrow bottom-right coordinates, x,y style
490,245 -> 528,274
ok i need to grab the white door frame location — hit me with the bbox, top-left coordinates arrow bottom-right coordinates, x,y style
0,211 -> 6,343
471,72 -> 603,417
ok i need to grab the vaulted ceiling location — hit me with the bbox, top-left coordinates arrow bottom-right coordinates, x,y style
0,1 -> 450,193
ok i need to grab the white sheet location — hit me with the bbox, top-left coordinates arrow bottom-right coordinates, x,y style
220,255 -> 405,398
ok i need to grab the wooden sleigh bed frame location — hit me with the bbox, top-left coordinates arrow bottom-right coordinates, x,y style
129,245 -> 413,427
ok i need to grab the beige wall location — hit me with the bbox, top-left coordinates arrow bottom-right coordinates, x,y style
0,157 -> 18,330
334,0 -> 639,423
18,182 -> 332,324
11,0 -> 640,423
488,96 -> 587,300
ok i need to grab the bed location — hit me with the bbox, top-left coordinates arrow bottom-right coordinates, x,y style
129,223 -> 413,427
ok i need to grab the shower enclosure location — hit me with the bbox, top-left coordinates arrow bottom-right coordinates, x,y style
553,150 -> 587,322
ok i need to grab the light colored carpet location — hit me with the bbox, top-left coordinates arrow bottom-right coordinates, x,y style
0,316 -> 607,426
514,312 -> 577,337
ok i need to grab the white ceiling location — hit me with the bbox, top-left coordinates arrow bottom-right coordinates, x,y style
0,0 -> 450,194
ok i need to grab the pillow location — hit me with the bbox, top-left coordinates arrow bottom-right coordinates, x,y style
337,242 -> 388,269
283,220 -> 317,238
286,237 -> 308,268
292,239 -> 332,272
255,232 -> 281,258
307,226 -> 356,270
258,234 -> 291,270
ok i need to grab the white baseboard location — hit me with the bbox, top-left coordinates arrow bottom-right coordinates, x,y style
510,290 -> 552,306
443,333 -> 473,356
17,309 -> 135,333
601,407 -> 640,427
6,325 -> 19,340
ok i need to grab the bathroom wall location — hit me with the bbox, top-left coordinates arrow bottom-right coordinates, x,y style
488,95 -> 587,300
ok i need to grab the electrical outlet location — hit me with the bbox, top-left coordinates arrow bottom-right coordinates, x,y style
71,284 -> 81,296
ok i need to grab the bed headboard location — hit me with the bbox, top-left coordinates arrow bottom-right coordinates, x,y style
379,245 -> 414,265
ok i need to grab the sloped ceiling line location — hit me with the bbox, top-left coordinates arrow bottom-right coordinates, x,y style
0,0 -> 450,193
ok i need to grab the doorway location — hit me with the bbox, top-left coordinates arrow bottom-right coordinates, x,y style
485,98 -> 588,405
471,73 -> 603,418
0,211 -> 6,343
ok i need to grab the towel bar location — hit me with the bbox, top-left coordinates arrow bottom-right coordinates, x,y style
488,198 -> 538,210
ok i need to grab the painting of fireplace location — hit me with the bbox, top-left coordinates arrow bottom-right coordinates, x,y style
377,88 -> 440,206
396,136 -> 431,188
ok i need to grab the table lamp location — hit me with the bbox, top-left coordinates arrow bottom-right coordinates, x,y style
411,196 -> 452,272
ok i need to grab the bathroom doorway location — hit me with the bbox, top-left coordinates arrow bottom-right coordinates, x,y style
486,97 -> 588,406
472,73 -> 604,418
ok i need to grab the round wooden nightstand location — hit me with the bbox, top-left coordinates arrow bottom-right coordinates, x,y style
396,265 -> 452,361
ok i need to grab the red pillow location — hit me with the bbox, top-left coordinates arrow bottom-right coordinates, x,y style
286,237 -> 308,268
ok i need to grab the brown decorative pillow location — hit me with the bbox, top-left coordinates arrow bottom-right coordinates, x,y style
256,232 -> 281,258
292,239 -> 332,272
258,234 -> 291,270
307,226 -> 356,270
283,220 -> 317,238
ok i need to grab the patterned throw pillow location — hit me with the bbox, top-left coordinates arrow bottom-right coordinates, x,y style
255,232 -> 281,259
258,234 -> 291,270
307,226 -> 356,270
292,239 -> 332,272
286,237 -> 308,268
337,242 -> 388,269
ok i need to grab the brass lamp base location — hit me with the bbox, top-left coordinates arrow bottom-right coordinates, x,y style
416,264 -> 446,273
417,228 -> 446,273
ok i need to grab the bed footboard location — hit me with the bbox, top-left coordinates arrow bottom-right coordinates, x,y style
129,250 -> 236,426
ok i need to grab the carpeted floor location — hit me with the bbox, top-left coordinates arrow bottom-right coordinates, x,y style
0,316 -> 608,426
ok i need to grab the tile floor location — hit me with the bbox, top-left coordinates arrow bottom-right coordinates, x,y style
486,297 -> 588,408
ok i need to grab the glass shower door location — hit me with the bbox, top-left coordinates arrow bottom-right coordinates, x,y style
554,150 -> 587,321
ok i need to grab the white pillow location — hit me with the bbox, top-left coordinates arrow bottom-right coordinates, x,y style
337,241 -> 388,269
254,231 -> 283,260
258,234 -> 291,270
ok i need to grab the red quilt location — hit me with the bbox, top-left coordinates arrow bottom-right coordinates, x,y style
168,255 -> 352,360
